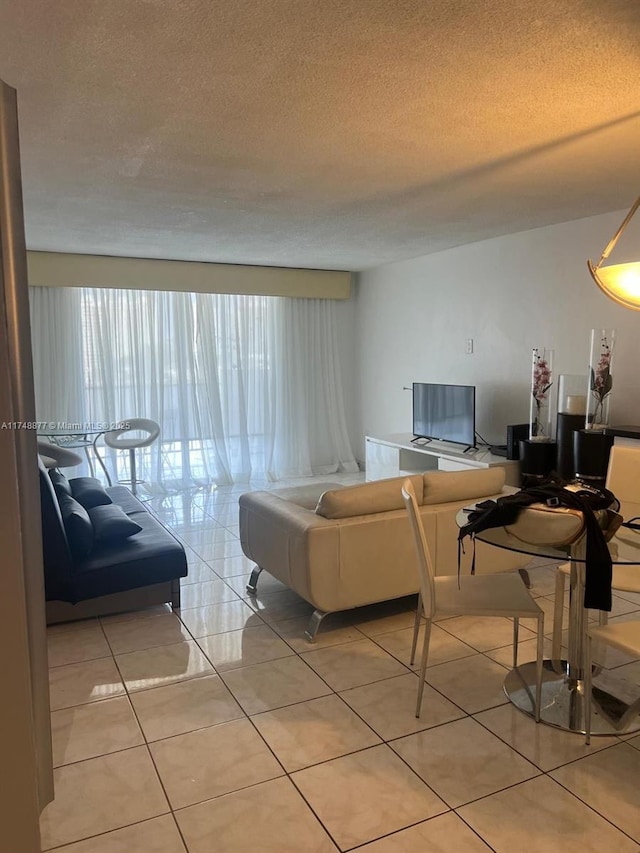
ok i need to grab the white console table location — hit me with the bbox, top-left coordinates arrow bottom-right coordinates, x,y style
365,434 -> 520,486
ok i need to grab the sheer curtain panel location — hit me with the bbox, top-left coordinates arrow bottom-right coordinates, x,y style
29,286 -> 357,488
29,286 -> 86,427
266,298 -> 358,479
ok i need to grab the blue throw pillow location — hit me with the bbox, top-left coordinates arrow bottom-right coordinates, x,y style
49,469 -> 72,498
69,477 -> 113,510
58,495 -> 94,560
89,504 -> 142,543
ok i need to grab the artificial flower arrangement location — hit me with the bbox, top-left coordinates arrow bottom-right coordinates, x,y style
530,348 -> 553,441
588,331 -> 614,430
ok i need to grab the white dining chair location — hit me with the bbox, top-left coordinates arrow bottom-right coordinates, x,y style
584,620 -> 640,743
552,443 -> 640,661
402,479 -> 545,720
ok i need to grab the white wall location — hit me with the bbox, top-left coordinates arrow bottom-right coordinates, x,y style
334,294 -> 359,453
353,209 -> 640,461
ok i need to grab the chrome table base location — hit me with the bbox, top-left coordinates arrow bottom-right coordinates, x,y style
505,659 -> 640,736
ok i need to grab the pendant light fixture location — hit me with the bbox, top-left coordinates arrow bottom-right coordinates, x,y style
588,196 -> 640,310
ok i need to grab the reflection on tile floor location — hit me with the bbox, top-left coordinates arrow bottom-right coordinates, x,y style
41,475 -> 640,851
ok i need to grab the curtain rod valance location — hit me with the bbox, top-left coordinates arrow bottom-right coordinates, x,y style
27,252 -> 352,300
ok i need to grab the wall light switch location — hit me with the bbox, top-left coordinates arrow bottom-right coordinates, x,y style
465,338 -> 474,355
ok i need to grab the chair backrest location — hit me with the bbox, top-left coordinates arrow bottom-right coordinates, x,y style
36,440 -> 83,469
401,479 -> 436,619
104,418 -> 161,449
606,444 -> 640,519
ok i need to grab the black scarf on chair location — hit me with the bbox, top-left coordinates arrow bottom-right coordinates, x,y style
458,481 -> 615,611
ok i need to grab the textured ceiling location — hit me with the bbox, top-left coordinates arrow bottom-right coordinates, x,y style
0,0 -> 639,271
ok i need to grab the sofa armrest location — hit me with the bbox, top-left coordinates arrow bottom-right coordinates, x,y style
239,492 -> 340,600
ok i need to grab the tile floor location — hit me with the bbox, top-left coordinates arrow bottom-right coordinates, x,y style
40,475 -> 640,852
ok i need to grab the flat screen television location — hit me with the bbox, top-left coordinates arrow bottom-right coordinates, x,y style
412,382 -> 476,447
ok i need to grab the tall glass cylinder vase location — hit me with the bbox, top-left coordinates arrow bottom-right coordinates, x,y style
585,329 -> 615,431
557,374 -> 587,416
556,374 -> 587,480
529,347 -> 554,441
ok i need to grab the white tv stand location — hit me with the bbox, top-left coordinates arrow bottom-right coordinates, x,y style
365,434 -> 520,486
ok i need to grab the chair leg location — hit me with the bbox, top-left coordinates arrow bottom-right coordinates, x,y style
518,567 -> 531,589
410,591 -> 422,666
512,617 -> 519,669
416,619 -> 432,718
535,612 -> 544,723
552,568 -> 566,662
584,633 -> 593,745
83,444 -> 95,478
130,448 -> 137,495
92,436 -> 113,486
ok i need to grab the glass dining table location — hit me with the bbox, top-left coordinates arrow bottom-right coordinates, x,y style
456,509 -> 640,736
37,422 -> 119,485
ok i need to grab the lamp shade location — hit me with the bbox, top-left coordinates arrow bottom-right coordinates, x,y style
588,196 -> 640,311
588,260 -> 640,311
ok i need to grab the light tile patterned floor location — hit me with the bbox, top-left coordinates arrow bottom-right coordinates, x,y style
41,475 -> 640,852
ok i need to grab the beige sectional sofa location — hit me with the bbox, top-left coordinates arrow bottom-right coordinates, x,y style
239,467 -> 529,640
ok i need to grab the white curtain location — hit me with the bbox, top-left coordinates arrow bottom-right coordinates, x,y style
29,286 -> 86,426
29,286 -> 358,487
267,298 -> 357,478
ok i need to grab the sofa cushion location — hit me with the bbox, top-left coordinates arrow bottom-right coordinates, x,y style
271,483 -> 343,510
58,495 -> 94,560
73,504 -> 187,602
316,474 -> 424,519
422,467 -> 505,505
89,504 -> 143,544
49,469 -> 72,498
70,477 -> 113,509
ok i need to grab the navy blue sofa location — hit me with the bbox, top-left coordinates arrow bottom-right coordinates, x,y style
39,456 -> 187,623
